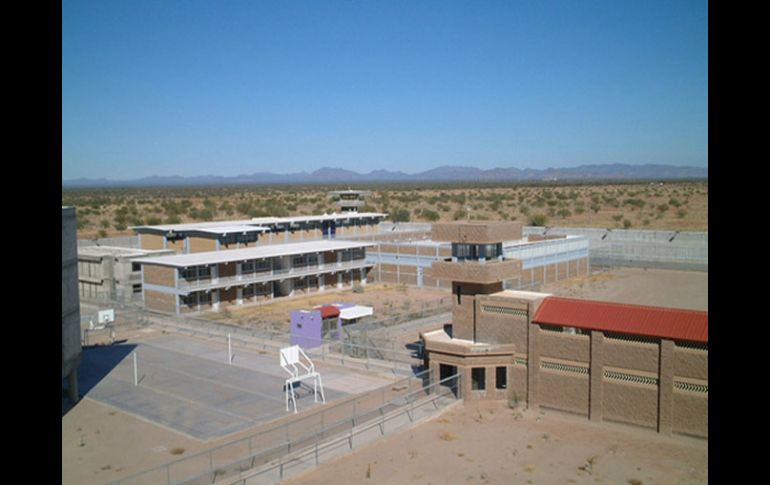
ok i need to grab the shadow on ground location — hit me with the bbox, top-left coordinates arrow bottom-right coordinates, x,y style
62,342 -> 137,416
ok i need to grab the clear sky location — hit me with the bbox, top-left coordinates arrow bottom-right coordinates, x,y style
62,0 -> 708,180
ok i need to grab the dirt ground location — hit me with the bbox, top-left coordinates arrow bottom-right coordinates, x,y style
283,401 -> 707,485
62,397 -> 211,484
540,267 -> 707,311
202,284 -> 450,331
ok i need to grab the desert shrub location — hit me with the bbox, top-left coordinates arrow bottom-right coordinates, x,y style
391,208 -> 411,222
529,213 -> 548,226
453,209 -> 467,220
421,209 -> 440,221
623,219 -> 632,229
612,214 -> 623,222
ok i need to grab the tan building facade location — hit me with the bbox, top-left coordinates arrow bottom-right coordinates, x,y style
138,240 -> 374,315
421,222 -> 707,438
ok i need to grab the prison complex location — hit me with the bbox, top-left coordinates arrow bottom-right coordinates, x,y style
422,222 -> 707,438
139,240 -> 373,314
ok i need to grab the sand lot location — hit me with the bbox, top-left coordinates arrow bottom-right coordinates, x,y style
540,267 -> 707,311
284,401 -> 707,485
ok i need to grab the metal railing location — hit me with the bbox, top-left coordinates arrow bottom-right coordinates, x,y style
177,260 -> 372,290
108,369 -> 461,485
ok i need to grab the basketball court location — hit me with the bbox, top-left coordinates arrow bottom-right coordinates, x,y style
78,332 -> 397,441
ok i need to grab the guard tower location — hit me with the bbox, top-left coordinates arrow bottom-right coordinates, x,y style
423,222 -> 549,403
328,189 -> 372,213
430,222 -> 523,342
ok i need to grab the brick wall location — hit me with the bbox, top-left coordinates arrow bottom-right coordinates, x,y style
603,340 -> 659,373
140,234 -> 165,250
673,392 -> 708,437
602,381 -> 659,429
218,262 -> 236,278
538,370 -> 589,415
189,237 -> 217,253
674,347 -> 708,380
144,290 -> 176,313
143,265 -> 175,287
538,331 -> 590,362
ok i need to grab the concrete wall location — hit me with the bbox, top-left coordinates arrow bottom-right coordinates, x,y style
62,208 -> 82,403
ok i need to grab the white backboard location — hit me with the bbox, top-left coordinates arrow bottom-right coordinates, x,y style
98,309 -> 115,324
280,345 -> 300,366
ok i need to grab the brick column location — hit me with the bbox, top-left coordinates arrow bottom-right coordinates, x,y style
589,331 -> 604,422
658,339 -> 675,435
527,323 -> 539,410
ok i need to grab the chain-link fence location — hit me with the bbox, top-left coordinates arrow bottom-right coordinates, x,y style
524,226 -> 707,271
108,369 -> 461,485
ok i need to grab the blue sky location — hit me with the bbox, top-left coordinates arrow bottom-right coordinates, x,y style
62,0 -> 708,180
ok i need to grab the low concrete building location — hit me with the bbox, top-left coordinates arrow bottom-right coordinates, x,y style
365,221 -> 590,290
133,212 -> 387,253
328,189 -> 372,212
421,221 -> 708,438
62,207 -> 82,404
77,246 -> 174,303
138,240 -> 374,315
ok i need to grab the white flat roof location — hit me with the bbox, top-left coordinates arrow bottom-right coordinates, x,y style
78,246 -> 173,258
133,212 -> 388,233
338,305 -> 374,320
136,240 -> 376,268
193,225 -> 270,235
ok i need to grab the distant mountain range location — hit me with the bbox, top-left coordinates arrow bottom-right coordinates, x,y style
62,163 -> 707,188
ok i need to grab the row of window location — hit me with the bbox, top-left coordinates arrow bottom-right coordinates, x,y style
452,243 -> 503,261
471,367 -> 507,391
178,250 -> 366,280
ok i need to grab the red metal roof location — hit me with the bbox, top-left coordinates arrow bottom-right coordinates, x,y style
318,305 -> 341,319
533,297 -> 707,343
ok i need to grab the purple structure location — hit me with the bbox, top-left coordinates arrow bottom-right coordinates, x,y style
290,305 -> 342,349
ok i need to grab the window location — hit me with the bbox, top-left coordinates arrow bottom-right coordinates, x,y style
242,261 -> 255,273
198,291 -> 211,305
132,284 -> 142,294
455,285 -> 462,304
132,262 -> 141,272
243,284 -> 255,298
198,266 -> 211,278
496,367 -> 507,389
471,368 -> 486,391
180,267 -> 197,280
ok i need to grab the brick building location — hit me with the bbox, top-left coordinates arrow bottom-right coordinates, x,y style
421,222 -> 707,438
138,240 -> 374,315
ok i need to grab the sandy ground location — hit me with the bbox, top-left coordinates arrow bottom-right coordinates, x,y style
540,267 -> 707,311
202,284 -> 450,331
62,397 -> 211,484
283,401 -> 707,485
